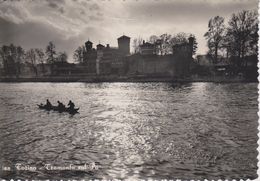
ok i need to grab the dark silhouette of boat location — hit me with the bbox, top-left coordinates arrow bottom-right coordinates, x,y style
37,104 -> 79,114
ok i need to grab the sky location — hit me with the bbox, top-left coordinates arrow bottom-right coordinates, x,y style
0,0 -> 258,62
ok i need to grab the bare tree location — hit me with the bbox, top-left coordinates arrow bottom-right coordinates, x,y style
170,32 -> 188,45
0,45 -> 13,76
190,34 -> 198,56
45,41 -> 56,64
0,44 -> 25,77
159,33 -> 172,55
73,46 -> 85,63
204,16 -> 226,63
57,52 -> 68,62
132,37 -> 143,54
226,10 -> 258,67
35,48 -> 45,73
26,49 -> 38,76
16,46 -> 25,75
35,48 -> 45,64
148,35 -> 159,44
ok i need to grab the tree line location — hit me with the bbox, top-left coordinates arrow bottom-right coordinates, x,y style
0,42 -> 68,77
204,9 -> 258,67
132,32 -> 198,56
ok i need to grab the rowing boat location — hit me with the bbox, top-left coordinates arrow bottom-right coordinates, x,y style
37,104 -> 79,114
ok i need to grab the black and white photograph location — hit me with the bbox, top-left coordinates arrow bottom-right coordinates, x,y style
0,0 -> 259,180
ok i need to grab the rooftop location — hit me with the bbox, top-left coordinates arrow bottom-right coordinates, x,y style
117,35 -> 130,40
85,40 -> 93,44
97,44 -> 105,47
140,42 -> 154,47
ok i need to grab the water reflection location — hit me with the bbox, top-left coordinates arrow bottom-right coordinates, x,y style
0,82 -> 258,180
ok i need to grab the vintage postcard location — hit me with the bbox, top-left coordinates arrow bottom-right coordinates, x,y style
0,0 -> 259,180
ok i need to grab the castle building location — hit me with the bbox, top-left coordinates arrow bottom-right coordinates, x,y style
96,45 -> 103,75
139,40 -> 155,55
172,36 -> 194,77
96,43 -> 123,75
83,40 -> 97,74
172,37 -> 194,56
94,35 -> 131,75
79,35 -> 195,78
125,36 -> 195,78
85,40 -> 93,52
96,43 -> 105,51
117,35 -> 130,56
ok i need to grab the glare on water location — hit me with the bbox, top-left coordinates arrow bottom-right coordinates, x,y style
0,82 -> 258,180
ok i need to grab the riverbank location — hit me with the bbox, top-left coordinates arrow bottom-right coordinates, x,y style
0,75 -> 256,83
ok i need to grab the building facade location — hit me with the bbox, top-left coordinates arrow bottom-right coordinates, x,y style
82,40 -> 97,74
95,35 -> 131,75
80,35 -> 194,78
117,35 -> 130,56
139,41 -> 155,55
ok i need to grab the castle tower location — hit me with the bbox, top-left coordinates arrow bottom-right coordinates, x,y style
188,36 -> 194,47
96,43 -> 105,50
188,36 -> 195,57
117,35 -> 130,56
85,40 -> 93,52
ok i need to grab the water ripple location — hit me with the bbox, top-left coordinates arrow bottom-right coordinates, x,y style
0,82 -> 258,180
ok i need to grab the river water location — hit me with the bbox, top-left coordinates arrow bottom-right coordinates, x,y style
0,82 -> 258,180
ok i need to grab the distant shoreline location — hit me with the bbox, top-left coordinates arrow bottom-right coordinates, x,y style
0,76 -> 256,83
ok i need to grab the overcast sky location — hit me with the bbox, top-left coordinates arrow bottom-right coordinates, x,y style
0,0 -> 258,61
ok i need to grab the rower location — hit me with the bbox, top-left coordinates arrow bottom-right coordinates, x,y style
57,101 -> 65,109
46,99 -> 52,108
68,100 -> 75,109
